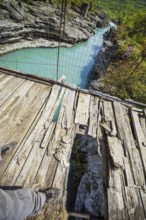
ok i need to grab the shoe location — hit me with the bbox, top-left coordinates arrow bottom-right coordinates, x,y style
41,187 -> 61,203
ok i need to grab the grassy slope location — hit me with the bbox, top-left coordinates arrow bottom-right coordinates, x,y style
93,1 -> 146,103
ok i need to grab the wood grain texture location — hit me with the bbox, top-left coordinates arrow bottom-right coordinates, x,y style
75,92 -> 90,126
0,83 -> 51,182
0,71 -> 146,220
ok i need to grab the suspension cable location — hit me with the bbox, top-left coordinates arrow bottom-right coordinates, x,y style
56,0 -> 67,80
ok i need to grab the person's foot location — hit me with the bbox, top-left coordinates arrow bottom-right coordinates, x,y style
42,187 -> 61,203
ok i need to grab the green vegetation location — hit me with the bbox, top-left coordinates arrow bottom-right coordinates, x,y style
99,9 -> 146,103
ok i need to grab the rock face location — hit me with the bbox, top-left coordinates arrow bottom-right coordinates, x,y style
89,26 -> 117,90
0,0 -> 107,54
75,135 -> 104,218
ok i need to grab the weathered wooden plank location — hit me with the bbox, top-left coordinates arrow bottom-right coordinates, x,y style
0,73 -> 5,79
32,124 -> 56,190
103,101 -> 117,136
139,112 -> 146,136
140,189 -> 146,216
41,84 -> 62,122
15,88 -> 68,187
113,102 -> 133,152
33,125 -> 65,190
1,86 -> 55,186
144,109 -> 146,120
44,157 -> 58,188
16,123 -> 55,188
67,212 -> 90,219
54,89 -> 69,140
62,90 -> 76,129
125,187 -> 145,220
107,136 -> 124,170
0,80 -> 34,122
43,92 -> 75,191
52,123 -> 76,199
108,169 -> 123,191
124,157 -> 134,186
0,83 -> 50,181
88,96 -> 99,138
43,129 -> 67,189
129,147 -> 145,186
131,110 -> 146,174
108,189 -> 126,220
102,101 -> 125,192
75,93 -> 90,126
0,77 -> 25,106
113,102 -> 145,186
0,75 -> 14,91
47,87 -> 66,124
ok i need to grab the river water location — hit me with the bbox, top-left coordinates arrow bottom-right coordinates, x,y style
0,27 -> 109,88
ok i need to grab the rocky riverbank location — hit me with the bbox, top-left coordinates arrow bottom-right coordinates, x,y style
90,25 -> 117,90
0,0 -> 107,55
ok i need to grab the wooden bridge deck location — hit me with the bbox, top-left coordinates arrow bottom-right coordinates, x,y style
0,68 -> 146,220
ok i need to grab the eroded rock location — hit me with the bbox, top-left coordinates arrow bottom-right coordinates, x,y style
0,0 -> 107,54
75,136 -> 104,218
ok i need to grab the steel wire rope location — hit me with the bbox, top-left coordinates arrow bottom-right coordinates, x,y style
56,0 -> 67,80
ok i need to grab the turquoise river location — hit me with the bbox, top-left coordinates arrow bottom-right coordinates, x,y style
0,27 -> 110,88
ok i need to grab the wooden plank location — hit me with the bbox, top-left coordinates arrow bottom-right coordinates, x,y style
1,86 -> 56,186
15,123 -> 55,187
62,90 -> 76,129
113,102 -> 145,186
113,102 -> 133,152
32,123 -> 56,190
131,110 -> 146,174
0,73 -> 5,79
139,112 -> 146,136
67,212 -> 90,219
124,157 -> 134,186
47,87 -> 66,124
0,83 -> 50,180
0,75 -> 14,91
102,101 -> 125,192
52,123 -> 76,199
43,130 -> 67,189
144,109 -> 146,119
108,169 -> 123,191
125,187 -> 145,220
103,101 -> 117,136
75,93 -> 90,126
54,89 -> 69,140
88,96 -> 99,138
90,88 -> 146,108
41,84 -> 62,122
129,147 -> 145,186
0,80 -> 34,122
16,88 -> 69,188
44,91 -> 74,190
108,189 -> 126,220
107,136 -> 124,170
0,77 -> 25,106
140,189 -> 146,216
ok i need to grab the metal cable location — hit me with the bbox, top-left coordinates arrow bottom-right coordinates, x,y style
56,0 -> 66,80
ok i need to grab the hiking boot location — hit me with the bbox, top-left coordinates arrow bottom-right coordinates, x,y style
41,187 -> 61,203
